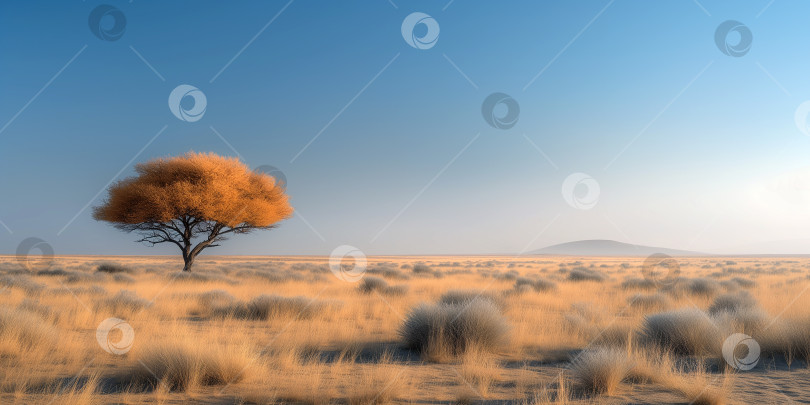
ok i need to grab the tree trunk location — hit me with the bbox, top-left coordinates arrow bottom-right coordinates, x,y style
183,254 -> 195,272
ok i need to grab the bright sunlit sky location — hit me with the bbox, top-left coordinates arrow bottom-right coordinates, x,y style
3,0 -> 810,256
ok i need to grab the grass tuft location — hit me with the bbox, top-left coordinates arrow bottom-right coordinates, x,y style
399,298 -> 509,360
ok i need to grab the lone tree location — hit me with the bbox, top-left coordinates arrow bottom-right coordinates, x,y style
93,152 -> 293,271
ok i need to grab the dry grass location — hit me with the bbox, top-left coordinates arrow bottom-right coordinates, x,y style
640,308 -> 722,356
569,347 -> 633,395
400,298 -> 509,361
210,294 -> 326,320
0,255 -> 808,403
121,341 -> 253,390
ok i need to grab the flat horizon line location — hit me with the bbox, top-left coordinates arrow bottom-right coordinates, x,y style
3,253 -> 810,258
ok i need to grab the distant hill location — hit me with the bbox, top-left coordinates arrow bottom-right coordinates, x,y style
529,240 -> 707,257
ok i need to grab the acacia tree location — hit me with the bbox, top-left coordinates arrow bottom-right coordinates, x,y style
93,152 -> 293,271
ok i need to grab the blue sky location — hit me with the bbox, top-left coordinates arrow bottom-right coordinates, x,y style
3,0 -> 810,256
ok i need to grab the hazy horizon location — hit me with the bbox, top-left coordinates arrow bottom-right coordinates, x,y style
4,1 -> 810,256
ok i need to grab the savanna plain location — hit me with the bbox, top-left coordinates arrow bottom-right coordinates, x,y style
1,255 -> 809,404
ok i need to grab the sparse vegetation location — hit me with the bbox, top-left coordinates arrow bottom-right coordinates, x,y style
123,341 -> 252,390
569,348 -> 633,395
400,298 -> 509,360
641,308 -> 721,355
0,255 -> 804,403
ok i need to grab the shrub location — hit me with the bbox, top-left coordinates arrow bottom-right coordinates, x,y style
96,290 -> 151,315
113,273 -> 135,284
412,264 -> 433,274
358,276 -> 409,296
628,293 -> 671,311
366,266 -> 408,280
640,309 -> 721,355
686,278 -> 721,297
567,268 -> 606,282
663,278 -> 721,298
213,294 -> 324,320
359,276 -> 389,293
238,270 -> 303,283
0,307 -> 57,355
514,277 -> 556,292
125,342 -> 250,391
569,348 -> 633,395
65,271 -> 106,284
51,285 -> 107,296
170,271 -> 236,284
729,277 -> 756,288
439,290 -> 499,307
708,292 -> 757,315
494,271 -> 518,281
712,306 -> 771,335
399,298 -> 509,359
620,278 -> 656,290
96,262 -> 136,274
197,290 -> 236,307
0,275 -> 45,294
36,268 -> 69,276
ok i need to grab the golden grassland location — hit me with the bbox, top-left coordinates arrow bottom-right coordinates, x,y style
1,254 -> 810,404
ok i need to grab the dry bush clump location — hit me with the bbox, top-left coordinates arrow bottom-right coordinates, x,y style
641,308 -> 721,355
569,347 -> 634,395
0,307 -> 57,355
96,263 -> 136,274
122,342 -> 252,391
35,268 -> 69,277
196,289 -> 237,308
235,269 -> 305,283
458,349 -> 501,397
212,294 -> 326,320
399,298 -> 509,360
685,278 -> 722,297
567,268 -> 606,282
0,275 -> 45,294
628,293 -> 671,311
708,291 -> 758,315
65,272 -> 106,284
513,276 -> 556,292
365,266 -> 409,280
728,277 -> 756,288
112,274 -> 135,284
620,277 -> 656,290
95,290 -> 151,315
712,307 -> 770,336
665,278 -> 721,298
411,264 -> 436,276
358,276 -> 408,296
50,285 -> 107,296
346,363 -> 406,404
438,289 -> 500,307
169,271 -> 237,284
